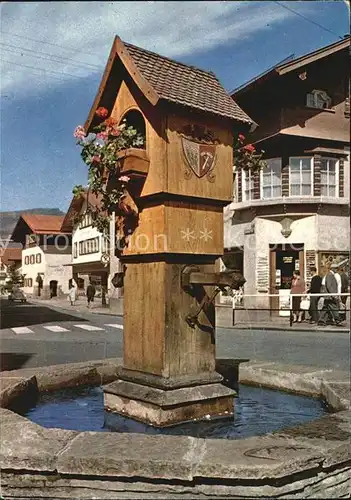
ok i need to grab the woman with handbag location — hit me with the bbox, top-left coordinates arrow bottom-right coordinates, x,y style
290,270 -> 306,323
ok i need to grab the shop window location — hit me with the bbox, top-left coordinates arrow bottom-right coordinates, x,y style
306,90 -> 332,110
36,253 -> 41,264
289,157 -> 313,196
321,158 -> 338,197
242,169 -> 254,201
261,158 -> 282,199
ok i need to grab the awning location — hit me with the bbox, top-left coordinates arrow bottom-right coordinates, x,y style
64,261 -> 108,274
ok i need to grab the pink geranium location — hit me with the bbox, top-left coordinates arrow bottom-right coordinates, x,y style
73,125 -> 85,139
110,128 -> 121,137
92,155 -> 101,164
243,144 -> 255,153
96,132 -> 108,140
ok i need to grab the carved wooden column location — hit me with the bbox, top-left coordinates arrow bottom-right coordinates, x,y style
83,36 -> 253,426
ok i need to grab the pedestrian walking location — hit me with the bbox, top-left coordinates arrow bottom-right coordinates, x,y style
319,264 -> 341,325
86,281 -> 96,309
68,281 -> 77,306
339,267 -> 349,306
308,267 -> 322,324
290,270 -> 306,323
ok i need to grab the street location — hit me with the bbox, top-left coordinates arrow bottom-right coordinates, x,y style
0,298 -> 349,371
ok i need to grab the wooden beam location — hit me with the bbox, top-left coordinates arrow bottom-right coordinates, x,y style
115,38 -> 160,106
84,37 -> 120,132
84,36 -> 160,132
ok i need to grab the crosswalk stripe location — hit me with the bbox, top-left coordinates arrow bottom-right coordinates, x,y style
43,325 -> 70,332
12,327 -> 34,334
74,324 -> 105,331
105,324 -> 123,329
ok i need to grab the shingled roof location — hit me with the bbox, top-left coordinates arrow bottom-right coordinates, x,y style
21,214 -> 67,234
86,36 -> 253,130
123,41 -> 252,123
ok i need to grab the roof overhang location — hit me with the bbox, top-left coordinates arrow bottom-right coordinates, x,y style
304,147 -> 349,157
84,36 -> 160,133
276,37 -> 350,75
233,37 -> 350,97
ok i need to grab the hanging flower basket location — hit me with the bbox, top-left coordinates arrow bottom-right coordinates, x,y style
72,107 -> 146,235
117,148 -> 149,180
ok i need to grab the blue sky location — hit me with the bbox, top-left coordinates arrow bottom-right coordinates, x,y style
1,1 -> 349,212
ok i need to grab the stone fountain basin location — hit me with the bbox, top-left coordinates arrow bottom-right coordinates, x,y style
0,358 -> 350,499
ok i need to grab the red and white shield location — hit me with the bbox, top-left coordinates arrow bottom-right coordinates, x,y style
182,137 -> 216,178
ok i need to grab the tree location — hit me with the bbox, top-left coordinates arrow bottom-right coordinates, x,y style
7,263 -> 24,287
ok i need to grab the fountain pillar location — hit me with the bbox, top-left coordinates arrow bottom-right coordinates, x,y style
84,37 -> 251,426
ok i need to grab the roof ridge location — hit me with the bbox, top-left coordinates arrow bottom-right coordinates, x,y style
122,40 -> 216,78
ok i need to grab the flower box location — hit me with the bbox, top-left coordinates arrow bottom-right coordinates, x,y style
117,148 -> 149,180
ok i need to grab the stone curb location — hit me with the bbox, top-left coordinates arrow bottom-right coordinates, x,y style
0,359 -> 350,499
227,324 -> 350,333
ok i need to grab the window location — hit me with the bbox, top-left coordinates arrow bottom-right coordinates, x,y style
321,158 -> 338,197
242,169 -> 254,201
79,211 -> 93,229
306,90 -> 331,110
36,254 -> 41,264
261,158 -> 282,199
289,157 -> 313,196
74,242 -> 78,258
24,256 -> 29,265
24,278 -> 33,287
232,171 -> 238,201
78,237 -> 100,255
29,255 -> 35,264
102,236 -> 110,253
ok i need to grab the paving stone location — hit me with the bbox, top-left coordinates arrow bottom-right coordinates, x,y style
0,376 -> 38,412
57,432 -> 196,480
193,434 -> 325,480
0,408 -> 77,472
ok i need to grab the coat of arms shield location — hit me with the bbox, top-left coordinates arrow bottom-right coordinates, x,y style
181,137 -> 217,180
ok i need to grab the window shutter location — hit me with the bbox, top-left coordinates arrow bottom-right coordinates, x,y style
237,167 -> 242,202
313,155 -> 321,196
339,159 -> 344,197
281,162 -> 289,197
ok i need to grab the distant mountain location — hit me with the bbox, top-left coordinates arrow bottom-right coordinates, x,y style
0,208 -> 65,242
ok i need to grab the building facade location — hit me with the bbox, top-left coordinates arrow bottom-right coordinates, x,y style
61,191 -> 121,307
0,247 -> 22,290
224,37 -> 350,314
10,214 -> 72,298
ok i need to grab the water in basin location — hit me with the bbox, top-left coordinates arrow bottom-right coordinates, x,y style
23,384 -> 328,439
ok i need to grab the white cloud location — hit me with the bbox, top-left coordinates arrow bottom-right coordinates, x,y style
0,1 -> 305,97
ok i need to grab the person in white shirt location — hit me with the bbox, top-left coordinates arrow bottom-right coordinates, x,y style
331,263 -> 342,296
